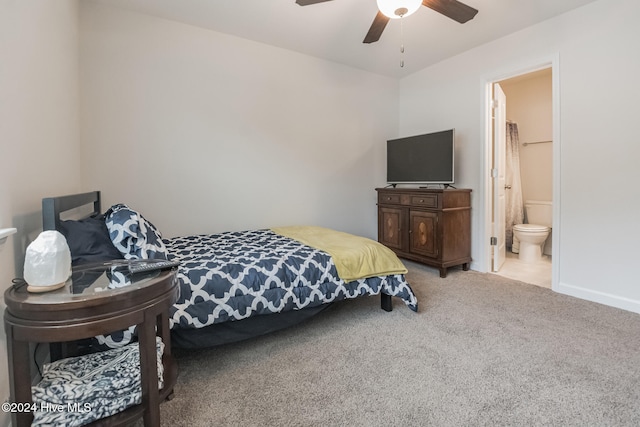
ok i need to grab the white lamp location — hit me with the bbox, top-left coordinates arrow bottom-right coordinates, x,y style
23,230 -> 71,292
376,0 -> 422,18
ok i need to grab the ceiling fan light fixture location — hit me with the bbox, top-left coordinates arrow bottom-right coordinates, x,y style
376,0 -> 422,19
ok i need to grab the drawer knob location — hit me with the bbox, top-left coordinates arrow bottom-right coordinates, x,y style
419,199 -> 424,202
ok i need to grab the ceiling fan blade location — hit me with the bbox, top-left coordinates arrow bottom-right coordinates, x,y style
363,11 -> 390,44
422,0 -> 478,23
295,0 -> 333,5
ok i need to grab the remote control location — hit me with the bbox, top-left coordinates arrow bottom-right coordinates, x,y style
128,260 -> 181,274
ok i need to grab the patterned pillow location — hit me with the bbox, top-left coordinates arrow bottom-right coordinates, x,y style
31,337 -> 164,427
105,204 -> 168,260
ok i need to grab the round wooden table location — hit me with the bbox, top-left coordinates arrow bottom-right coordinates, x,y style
4,261 -> 179,427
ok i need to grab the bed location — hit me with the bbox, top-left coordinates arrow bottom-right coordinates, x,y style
42,191 -> 418,349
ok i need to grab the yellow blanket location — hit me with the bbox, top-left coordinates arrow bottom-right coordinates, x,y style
271,225 -> 407,282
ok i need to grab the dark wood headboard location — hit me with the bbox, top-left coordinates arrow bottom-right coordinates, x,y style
42,191 -> 102,231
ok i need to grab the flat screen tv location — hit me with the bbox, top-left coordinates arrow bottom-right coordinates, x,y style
386,129 -> 455,185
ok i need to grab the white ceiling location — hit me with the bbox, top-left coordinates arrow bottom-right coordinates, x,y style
85,0 -> 600,78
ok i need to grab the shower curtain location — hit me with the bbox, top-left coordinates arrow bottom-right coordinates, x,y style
505,122 -> 524,249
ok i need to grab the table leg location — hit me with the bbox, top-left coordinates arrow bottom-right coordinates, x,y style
6,325 -> 34,427
156,311 -> 171,359
138,311 -> 160,426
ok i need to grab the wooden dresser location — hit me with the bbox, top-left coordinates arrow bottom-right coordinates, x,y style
376,187 -> 472,278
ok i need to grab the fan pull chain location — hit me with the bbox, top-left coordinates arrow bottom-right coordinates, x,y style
400,16 -> 405,68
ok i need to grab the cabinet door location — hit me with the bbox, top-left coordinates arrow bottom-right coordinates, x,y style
409,210 -> 438,258
379,207 -> 403,250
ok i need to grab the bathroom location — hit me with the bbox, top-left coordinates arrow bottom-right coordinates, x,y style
494,68 -> 553,288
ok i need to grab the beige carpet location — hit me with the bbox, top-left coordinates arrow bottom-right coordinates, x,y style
155,261 -> 640,426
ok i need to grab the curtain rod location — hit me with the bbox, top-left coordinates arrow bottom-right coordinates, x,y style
522,140 -> 552,146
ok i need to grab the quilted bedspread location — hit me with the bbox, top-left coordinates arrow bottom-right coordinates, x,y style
165,229 -> 418,330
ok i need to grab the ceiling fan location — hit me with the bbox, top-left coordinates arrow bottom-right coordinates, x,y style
296,0 -> 478,44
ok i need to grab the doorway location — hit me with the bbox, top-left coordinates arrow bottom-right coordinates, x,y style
484,60 -> 560,290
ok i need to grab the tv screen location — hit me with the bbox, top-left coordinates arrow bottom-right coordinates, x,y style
386,129 -> 455,184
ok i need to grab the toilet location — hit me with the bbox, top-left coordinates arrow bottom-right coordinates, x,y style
512,200 -> 552,263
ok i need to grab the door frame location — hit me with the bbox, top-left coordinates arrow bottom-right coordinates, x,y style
492,82 -> 507,272
479,54 -> 561,290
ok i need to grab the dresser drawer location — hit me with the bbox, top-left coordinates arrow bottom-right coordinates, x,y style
378,193 -> 401,205
411,194 -> 439,208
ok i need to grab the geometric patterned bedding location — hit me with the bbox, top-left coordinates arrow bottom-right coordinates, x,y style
165,229 -> 418,331
31,337 -> 164,427
95,205 -> 418,349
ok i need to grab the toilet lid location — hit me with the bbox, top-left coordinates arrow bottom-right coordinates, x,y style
513,224 -> 550,232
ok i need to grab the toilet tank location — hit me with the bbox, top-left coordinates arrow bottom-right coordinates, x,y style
525,200 -> 552,227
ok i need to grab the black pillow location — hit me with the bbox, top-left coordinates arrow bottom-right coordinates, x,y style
58,215 -> 124,266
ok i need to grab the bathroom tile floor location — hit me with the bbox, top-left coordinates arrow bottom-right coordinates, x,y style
494,251 -> 552,288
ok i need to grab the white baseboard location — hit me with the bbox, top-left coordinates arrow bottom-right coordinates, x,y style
556,281 -> 640,314
469,260 -> 483,272
450,262 -> 639,314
